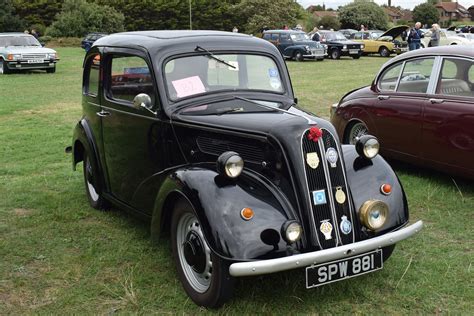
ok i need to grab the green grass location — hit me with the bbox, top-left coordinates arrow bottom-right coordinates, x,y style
0,48 -> 473,314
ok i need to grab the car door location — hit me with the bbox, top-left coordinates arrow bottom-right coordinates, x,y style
422,56 -> 474,176
278,33 -> 292,56
372,57 -> 436,162
100,48 -> 163,210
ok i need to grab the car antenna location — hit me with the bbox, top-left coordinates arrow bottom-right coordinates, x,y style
195,45 -> 236,69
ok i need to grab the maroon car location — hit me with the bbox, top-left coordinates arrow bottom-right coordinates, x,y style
331,46 -> 474,179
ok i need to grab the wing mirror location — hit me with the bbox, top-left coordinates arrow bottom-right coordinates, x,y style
133,93 -> 157,115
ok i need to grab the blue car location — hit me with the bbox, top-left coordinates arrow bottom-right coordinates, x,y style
81,33 -> 107,52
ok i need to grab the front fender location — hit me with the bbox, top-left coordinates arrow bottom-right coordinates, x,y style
151,166 -> 295,261
342,145 -> 408,236
283,46 -> 303,57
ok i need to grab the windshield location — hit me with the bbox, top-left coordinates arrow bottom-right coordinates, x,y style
324,32 -> 347,41
0,35 -> 41,47
164,53 -> 285,101
290,33 -> 310,41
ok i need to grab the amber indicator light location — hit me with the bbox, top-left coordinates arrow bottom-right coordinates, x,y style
381,184 -> 392,195
240,208 -> 254,220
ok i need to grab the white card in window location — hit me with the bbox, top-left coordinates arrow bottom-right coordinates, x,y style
172,76 -> 206,98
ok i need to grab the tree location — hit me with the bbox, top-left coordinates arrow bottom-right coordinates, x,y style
412,3 -> 439,26
338,2 -> 388,30
233,0 -> 305,34
319,16 -> 340,30
0,0 -> 24,32
47,0 -> 124,37
12,0 -> 62,28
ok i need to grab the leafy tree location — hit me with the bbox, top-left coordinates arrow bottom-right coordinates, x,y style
0,0 -> 24,32
338,2 -> 389,30
47,0 -> 124,37
412,3 -> 439,26
12,0 -> 62,28
233,0 -> 305,34
319,15 -> 340,30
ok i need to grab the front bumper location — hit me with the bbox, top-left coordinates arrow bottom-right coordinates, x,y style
6,60 -> 58,70
303,50 -> 325,59
229,220 -> 423,277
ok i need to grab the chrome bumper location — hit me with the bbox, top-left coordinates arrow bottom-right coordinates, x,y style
229,220 -> 423,277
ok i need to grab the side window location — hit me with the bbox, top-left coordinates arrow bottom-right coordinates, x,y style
397,58 -> 435,94
271,34 -> 279,41
437,58 -> 473,97
378,62 -> 403,91
108,55 -> 154,103
84,54 -> 100,96
263,33 -> 271,40
280,33 -> 290,43
354,33 -> 362,40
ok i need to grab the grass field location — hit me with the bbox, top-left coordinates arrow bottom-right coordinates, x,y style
0,48 -> 473,314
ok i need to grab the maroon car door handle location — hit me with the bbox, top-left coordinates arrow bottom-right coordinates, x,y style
429,98 -> 444,104
378,95 -> 390,100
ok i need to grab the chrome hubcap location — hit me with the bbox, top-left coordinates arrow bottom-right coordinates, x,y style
0,63 -> 4,74
177,213 -> 212,293
349,123 -> 367,145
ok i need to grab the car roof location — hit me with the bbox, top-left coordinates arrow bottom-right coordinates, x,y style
263,30 -> 305,34
0,33 -> 33,37
384,46 -> 473,67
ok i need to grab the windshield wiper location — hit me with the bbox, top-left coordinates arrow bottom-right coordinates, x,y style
195,45 -> 236,69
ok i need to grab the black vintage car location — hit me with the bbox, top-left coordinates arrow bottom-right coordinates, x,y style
262,30 -> 326,61
69,30 -> 422,307
319,30 -> 364,59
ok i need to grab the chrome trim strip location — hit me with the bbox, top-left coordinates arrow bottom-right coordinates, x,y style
229,220 -> 423,277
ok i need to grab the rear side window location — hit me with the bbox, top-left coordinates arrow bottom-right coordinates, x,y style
378,63 -> 403,91
397,58 -> 434,94
108,55 -> 155,104
437,57 -> 473,97
271,34 -> 279,41
84,54 -> 100,96
262,33 -> 271,40
280,34 -> 290,42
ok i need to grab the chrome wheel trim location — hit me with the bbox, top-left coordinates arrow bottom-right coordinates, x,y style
0,62 -> 4,74
177,212 -> 212,293
349,123 -> 368,145
85,157 -> 99,202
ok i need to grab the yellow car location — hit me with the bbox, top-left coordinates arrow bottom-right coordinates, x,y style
349,26 -> 409,57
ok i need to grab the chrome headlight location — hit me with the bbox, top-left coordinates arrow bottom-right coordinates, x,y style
361,44 -> 365,49
47,53 -> 57,59
359,200 -> 388,230
356,135 -> 379,159
281,220 -> 302,243
304,45 -> 310,52
343,45 -> 347,50
217,151 -> 244,178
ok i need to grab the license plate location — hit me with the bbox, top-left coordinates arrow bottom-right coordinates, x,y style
27,59 -> 44,64
349,49 -> 359,54
306,249 -> 383,288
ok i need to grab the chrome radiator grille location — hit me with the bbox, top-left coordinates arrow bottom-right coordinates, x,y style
301,128 -> 355,249
22,54 -> 47,59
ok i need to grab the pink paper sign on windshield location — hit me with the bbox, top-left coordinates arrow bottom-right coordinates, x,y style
172,76 -> 206,98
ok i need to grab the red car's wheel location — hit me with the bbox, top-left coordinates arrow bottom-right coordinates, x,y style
345,122 -> 368,144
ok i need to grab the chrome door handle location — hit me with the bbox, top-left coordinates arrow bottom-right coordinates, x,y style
378,95 -> 390,100
429,98 -> 444,104
96,110 -> 110,117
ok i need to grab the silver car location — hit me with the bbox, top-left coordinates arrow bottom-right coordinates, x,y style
0,33 -> 59,74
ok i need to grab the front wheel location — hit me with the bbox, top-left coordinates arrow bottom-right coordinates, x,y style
294,51 -> 303,62
345,122 -> 368,144
171,199 -> 234,307
0,60 -> 10,74
379,46 -> 390,57
352,54 -> 361,59
46,65 -> 56,73
331,48 -> 341,59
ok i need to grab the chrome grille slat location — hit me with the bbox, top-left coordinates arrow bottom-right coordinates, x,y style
22,54 -> 47,59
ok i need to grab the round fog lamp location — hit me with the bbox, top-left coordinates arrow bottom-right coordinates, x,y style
356,135 -> 379,159
217,151 -> 244,178
359,200 -> 388,230
282,221 -> 302,243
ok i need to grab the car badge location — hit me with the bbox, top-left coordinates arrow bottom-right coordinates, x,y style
306,152 -> 320,169
340,216 -> 352,235
335,187 -> 346,204
312,190 -> 327,205
320,220 -> 333,240
326,147 -> 338,168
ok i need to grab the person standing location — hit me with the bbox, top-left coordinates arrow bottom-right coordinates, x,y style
360,24 -> 365,31
232,26 -> 238,33
429,24 -> 440,47
311,27 -> 321,42
407,22 -> 423,50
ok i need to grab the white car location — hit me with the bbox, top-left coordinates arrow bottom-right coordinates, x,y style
0,33 -> 59,74
421,30 -> 472,47
455,33 -> 474,42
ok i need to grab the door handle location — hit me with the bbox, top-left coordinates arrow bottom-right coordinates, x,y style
96,110 -> 110,117
378,95 -> 390,100
429,98 -> 444,104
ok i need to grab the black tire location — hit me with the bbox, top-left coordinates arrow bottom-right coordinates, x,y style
0,59 -> 10,74
344,121 -> 368,144
330,48 -> 341,60
294,51 -> 303,62
171,199 -> 234,308
382,244 -> 396,262
379,46 -> 390,57
83,151 -> 108,210
352,54 -> 361,59
46,65 -> 56,73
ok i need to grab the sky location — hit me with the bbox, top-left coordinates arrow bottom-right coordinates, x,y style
296,0 -> 474,10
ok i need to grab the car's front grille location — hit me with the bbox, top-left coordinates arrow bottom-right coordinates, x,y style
301,128 -> 355,249
196,136 -> 265,163
22,54 -> 47,59
346,44 -> 359,50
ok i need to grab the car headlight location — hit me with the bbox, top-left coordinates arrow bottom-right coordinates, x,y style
281,220 -> 302,243
217,151 -> 244,178
304,45 -> 310,52
361,44 -> 365,49
356,135 -> 379,159
359,200 -> 388,230
48,53 -> 57,59
343,45 -> 347,50
7,54 -> 21,61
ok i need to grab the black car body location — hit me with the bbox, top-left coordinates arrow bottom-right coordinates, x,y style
70,30 -> 422,307
262,30 -> 326,61
319,31 -> 364,59
81,32 -> 107,52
